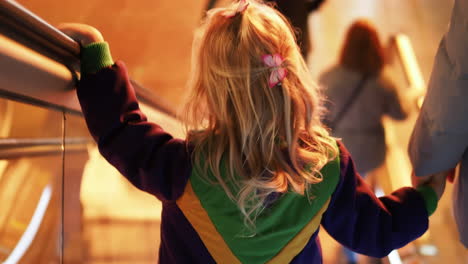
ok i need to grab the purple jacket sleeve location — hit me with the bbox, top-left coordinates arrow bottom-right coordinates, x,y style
77,61 -> 191,202
321,142 -> 428,257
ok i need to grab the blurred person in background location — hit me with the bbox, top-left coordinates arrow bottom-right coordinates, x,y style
266,0 -> 326,58
319,19 -> 408,264
320,19 -> 407,180
205,0 -> 326,58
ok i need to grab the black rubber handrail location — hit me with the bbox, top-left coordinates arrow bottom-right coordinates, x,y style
0,0 -> 178,118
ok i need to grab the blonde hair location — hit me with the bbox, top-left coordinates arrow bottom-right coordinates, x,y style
184,0 -> 337,229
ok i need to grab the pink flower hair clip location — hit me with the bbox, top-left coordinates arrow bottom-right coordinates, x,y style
262,54 -> 288,88
222,0 -> 249,18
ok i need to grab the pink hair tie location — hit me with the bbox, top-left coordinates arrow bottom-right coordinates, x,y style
222,0 -> 249,18
262,54 -> 288,88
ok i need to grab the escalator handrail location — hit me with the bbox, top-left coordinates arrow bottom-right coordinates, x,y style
0,0 -> 79,58
390,34 -> 426,92
0,0 -> 178,119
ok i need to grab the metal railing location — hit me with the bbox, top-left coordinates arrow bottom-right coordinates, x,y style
0,137 -> 92,159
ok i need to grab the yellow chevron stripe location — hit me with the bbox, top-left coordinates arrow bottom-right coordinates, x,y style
177,180 -> 241,264
267,198 -> 331,264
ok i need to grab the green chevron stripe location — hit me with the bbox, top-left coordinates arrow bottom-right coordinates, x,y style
190,142 -> 340,264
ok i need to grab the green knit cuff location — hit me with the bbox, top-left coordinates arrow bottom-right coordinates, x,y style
416,185 -> 438,216
80,42 -> 114,74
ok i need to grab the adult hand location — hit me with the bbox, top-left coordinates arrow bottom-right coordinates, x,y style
58,23 -> 104,46
412,169 -> 452,200
446,166 -> 456,183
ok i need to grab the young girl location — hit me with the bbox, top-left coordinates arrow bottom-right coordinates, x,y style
61,0 -> 442,263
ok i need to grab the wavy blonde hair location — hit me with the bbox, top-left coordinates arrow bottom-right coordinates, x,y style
184,0 -> 337,229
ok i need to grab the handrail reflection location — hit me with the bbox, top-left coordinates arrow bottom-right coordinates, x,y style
2,185 -> 52,264
390,34 -> 426,108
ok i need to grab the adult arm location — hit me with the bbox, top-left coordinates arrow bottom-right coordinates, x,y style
408,0 -> 468,176
321,142 -> 436,257
381,78 -> 408,121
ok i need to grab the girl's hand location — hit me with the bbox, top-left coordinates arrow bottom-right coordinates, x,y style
58,23 -> 104,46
412,169 -> 451,200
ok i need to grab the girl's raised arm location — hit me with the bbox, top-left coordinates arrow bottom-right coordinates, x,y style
60,24 -> 192,202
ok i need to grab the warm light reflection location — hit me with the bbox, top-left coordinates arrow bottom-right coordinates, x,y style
388,250 -> 403,264
395,34 -> 425,91
3,185 -> 52,264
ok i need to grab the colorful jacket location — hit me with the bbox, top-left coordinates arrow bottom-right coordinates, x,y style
77,42 -> 437,263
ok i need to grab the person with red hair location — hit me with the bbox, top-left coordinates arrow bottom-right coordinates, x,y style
321,19 -> 407,178
320,20 -> 409,262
